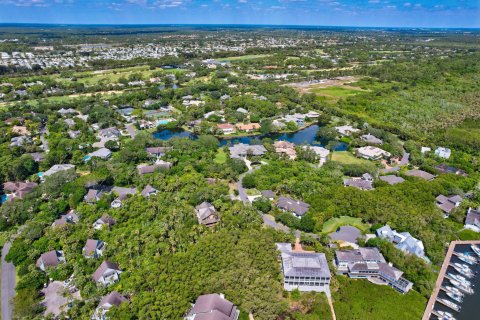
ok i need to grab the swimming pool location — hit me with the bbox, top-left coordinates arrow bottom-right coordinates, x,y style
37,172 -> 44,178
0,194 -> 8,204
157,119 -> 171,125
83,155 -> 91,162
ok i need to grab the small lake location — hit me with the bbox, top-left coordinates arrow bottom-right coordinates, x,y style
153,124 -> 348,151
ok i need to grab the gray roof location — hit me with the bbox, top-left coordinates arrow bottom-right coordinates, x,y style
195,202 -> 220,225
336,248 -> 385,263
465,208 -> 480,227
93,261 -> 121,282
405,169 -> 435,181
379,175 -> 405,185
145,146 -> 171,156
277,243 -> 330,278
83,239 -> 103,256
36,250 -> 63,268
361,134 -> 383,144
329,226 -> 362,244
141,185 -> 158,197
189,294 -> 237,320
229,143 -> 267,159
88,148 -> 112,159
343,179 -> 374,190
277,196 -> 309,216
44,164 -> 75,177
99,291 -> 127,308
261,190 -> 275,198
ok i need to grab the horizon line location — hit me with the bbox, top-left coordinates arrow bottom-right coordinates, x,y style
0,23 -> 479,31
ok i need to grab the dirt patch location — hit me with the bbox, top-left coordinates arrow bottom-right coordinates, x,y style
285,76 -> 361,94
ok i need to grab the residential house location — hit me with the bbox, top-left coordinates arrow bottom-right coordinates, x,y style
357,146 -> 391,160
43,164 -> 75,179
64,118 -> 75,128
137,161 -> 172,175
235,123 -> 260,132
379,175 -> 405,185
465,208 -> 480,232
361,134 -> 383,145
2,181 -> 37,199
58,108 -> 77,116
27,152 -> 45,162
335,125 -> 360,137
216,123 -> 236,135
111,187 -> 137,208
11,125 -> 30,136
83,239 -> 105,259
93,215 -> 116,230
283,114 -> 305,127
343,173 -> 374,191
9,136 -> 29,147
141,185 -> 158,198
145,146 -> 171,158
302,146 -> 330,166
86,148 -> 112,161
435,147 -> 451,159
236,107 -> 248,114
335,248 -> 413,294
92,261 -> 122,286
229,143 -> 267,159
276,196 -> 310,218
261,190 -> 275,200
85,189 -> 104,203
36,250 -> 65,271
436,194 -> 463,217
93,291 -> 128,320
52,210 -> 79,227
306,111 -> 320,119
273,141 -> 297,160
376,225 -> 428,262
405,169 -> 435,181
185,293 -> 239,320
272,119 -> 286,130
276,243 -> 331,293
195,202 -> 220,227
68,130 -> 81,139
97,127 -> 121,140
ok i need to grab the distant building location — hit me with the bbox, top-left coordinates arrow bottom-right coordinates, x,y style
36,250 -> 65,271
137,161 -> 172,175
195,202 -> 220,227
361,134 -> 383,145
185,293 -> 239,320
92,261 -> 122,286
376,225 -> 428,262
379,175 -> 405,185
435,147 -> 451,159
335,125 -> 360,137
43,164 -> 75,179
97,127 -> 121,140
335,248 -> 413,294
405,169 -> 435,181
216,123 -> 236,135
86,148 -> 112,161
273,141 -> 297,160
85,189 -> 104,203
2,181 -> 37,199
435,164 -> 467,177
302,146 -> 330,166
261,190 -> 275,200
464,208 -> 480,232
229,143 -> 267,159
145,147 -> 171,158
276,196 -> 310,218
357,146 -> 391,160
141,185 -> 158,198
343,173 -> 374,191
276,243 -> 331,293
436,194 -> 463,217
93,215 -> 116,230
235,123 -> 260,132
52,210 -> 79,227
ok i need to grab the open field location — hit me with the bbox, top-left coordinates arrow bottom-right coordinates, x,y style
333,276 -> 426,320
286,76 -> 363,95
321,216 -> 370,234
214,149 -> 227,164
331,151 -> 370,165
310,86 -> 364,98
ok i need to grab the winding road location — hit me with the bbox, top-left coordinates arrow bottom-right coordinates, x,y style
1,241 -> 15,320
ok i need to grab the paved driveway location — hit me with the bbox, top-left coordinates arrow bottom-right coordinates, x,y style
1,241 -> 15,320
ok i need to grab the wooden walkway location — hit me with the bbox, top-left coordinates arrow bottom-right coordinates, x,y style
422,240 -> 480,320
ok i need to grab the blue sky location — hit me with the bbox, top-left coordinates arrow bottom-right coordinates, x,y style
0,0 -> 479,28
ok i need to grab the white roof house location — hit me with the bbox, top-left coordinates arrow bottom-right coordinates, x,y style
357,146 -> 391,160
302,146 -> 330,166
43,164 -> 75,179
435,147 -> 451,159
335,125 -> 360,136
376,225 -> 428,262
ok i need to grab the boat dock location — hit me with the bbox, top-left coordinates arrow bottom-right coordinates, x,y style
435,298 -> 459,312
422,240 -> 480,320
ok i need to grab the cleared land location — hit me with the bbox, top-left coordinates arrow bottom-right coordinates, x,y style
286,76 -> 362,95
333,276 -> 426,320
331,151 -> 370,165
217,54 -> 272,61
321,216 -> 370,234
310,86 -> 364,98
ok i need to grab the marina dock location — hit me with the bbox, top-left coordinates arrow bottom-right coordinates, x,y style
422,240 -> 480,320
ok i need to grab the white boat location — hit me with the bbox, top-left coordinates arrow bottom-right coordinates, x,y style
449,279 -> 474,294
436,310 -> 456,320
448,273 -> 471,286
446,291 -> 463,303
445,286 -> 464,297
456,252 -> 477,265
438,298 -> 460,312
471,244 -> 480,257
451,263 -> 474,278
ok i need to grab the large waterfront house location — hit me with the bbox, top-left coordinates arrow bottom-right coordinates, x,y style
376,225 -> 428,262
465,208 -> 480,232
335,248 -> 413,294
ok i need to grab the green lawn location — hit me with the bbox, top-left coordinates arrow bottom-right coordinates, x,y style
457,229 -> 480,240
214,149 -> 227,164
333,276 -> 426,320
310,86 -> 364,97
321,216 -> 370,234
331,151 -> 370,165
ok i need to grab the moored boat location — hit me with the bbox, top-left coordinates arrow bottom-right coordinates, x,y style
438,298 -> 460,312
448,273 -> 472,286
456,252 -> 477,265
446,291 -> 463,303
436,310 -> 456,320
449,279 -> 474,294
471,244 -> 480,257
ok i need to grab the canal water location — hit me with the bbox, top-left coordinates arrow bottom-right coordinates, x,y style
431,244 -> 480,320
153,124 -> 348,151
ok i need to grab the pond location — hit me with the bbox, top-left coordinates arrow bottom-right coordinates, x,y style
153,124 -> 348,151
